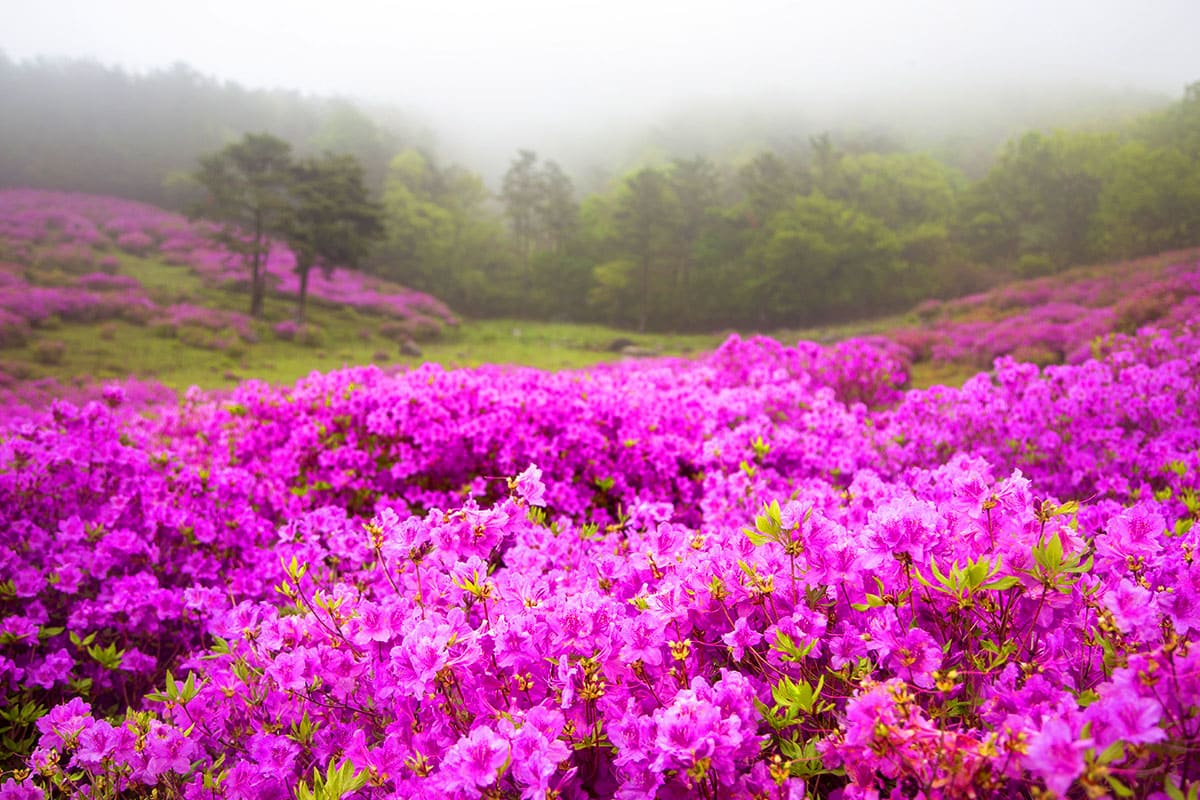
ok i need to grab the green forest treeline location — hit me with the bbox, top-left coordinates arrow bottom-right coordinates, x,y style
3,54 -> 1199,331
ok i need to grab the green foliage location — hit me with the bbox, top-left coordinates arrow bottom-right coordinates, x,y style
746,192 -> 904,326
501,149 -> 541,268
373,149 -> 515,314
606,167 -> 681,331
1025,530 -> 1094,594
956,129 -> 1118,268
0,696 -> 47,765
193,133 -> 295,317
766,675 -> 833,723
913,555 -> 1020,608
500,150 -> 581,313
0,57 -> 411,205
756,675 -> 839,781
1094,141 -> 1200,257
146,670 -> 204,706
295,758 -> 369,800
744,499 -> 786,547
286,152 -> 385,322
833,151 -> 962,231
737,151 -> 805,227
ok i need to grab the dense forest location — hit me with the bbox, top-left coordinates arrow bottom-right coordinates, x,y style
4,54 -> 1199,331
370,84 -> 1200,330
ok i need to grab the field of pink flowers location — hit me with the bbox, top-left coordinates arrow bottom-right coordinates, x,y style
892,250 -> 1200,369
2,295 -> 1198,799
0,189 -> 457,337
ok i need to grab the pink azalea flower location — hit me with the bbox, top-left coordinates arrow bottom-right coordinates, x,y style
440,725 -> 509,790
514,463 -> 547,507
722,616 -> 763,661
1025,717 -> 1091,796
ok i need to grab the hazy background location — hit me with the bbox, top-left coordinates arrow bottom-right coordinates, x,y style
4,0 -> 1198,183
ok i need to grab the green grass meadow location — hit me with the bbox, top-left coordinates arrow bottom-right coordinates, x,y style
3,250 -> 969,394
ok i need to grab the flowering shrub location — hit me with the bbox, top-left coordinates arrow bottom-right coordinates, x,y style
272,319 -> 325,347
0,311 -> 30,349
272,319 -> 302,341
114,232 -> 154,255
35,245 -> 97,274
153,304 -> 257,344
893,253 -> 1200,369
31,340 -> 65,366
75,273 -> 142,292
0,266 -> 155,329
1,322 -> 1198,798
0,377 -> 175,425
0,283 -> 156,328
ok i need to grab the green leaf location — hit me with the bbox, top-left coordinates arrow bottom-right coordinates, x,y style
1097,740 -> 1125,764
928,557 -> 955,593
1063,553 -> 1094,575
980,576 -> 1020,591
1055,500 -> 1079,517
770,632 -> 814,663
966,559 -> 989,588
1164,459 -> 1188,478
742,527 -> 769,546
1045,532 -> 1064,568
87,642 -> 124,671
296,758 -> 368,800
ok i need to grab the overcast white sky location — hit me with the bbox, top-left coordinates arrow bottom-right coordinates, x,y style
3,0 -> 1199,172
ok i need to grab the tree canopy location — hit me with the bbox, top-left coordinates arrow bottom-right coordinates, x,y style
194,133 -> 295,317
286,153 -> 385,321
192,134 -> 382,320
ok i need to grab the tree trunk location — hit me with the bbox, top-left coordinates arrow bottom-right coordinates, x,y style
638,256 -> 649,332
249,214 -> 265,318
296,261 -> 311,323
250,246 -> 269,318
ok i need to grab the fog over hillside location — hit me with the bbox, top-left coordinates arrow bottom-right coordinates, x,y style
4,0 -> 1197,184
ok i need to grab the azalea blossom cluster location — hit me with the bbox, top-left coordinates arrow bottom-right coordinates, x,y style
0,190 -> 457,328
2,312 -> 1198,798
0,261 -> 157,339
153,304 -> 258,344
893,255 -> 1200,367
0,376 -> 175,427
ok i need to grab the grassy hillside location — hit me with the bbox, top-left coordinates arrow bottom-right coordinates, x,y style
3,190 -> 1200,410
3,245 -> 730,388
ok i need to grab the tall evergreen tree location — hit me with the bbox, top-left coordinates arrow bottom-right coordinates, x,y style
537,159 -> 578,254
285,153 -> 385,322
613,168 -> 679,331
501,150 -> 541,284
193,133 -> 294,317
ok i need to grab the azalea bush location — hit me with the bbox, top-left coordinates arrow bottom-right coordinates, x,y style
1,320 -> 1198,799
892,256 -> 1200,368
0,265 -> 156,329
